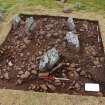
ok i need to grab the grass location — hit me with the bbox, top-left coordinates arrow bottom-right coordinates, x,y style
0,0 -> 105,14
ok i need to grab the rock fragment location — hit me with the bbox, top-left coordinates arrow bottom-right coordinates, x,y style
47,84 -> 56,91
20,71 -> 30,79
4,72 -> 9,80
40,84 -> 48,91
8,61 -> 13,67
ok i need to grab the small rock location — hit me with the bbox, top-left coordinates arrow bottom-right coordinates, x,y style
80,71 -> 86,76
38,51 -> 43,55
76,68 -> 81,72
31,70 -> 37,75
16,79 -> 22,85
0,75 -> 3,79
26,52 -> 30,56
70,63 -> 76,68
74,82 -> 81,90
38,72 -> 49,77
74,2 -> 81,9
4,72 -> 9,80
40,84 -> 48,91
93,60 -> 100,65
29,84 -> 36,90
8,61 -> 13,66
23,37 -> 30,44
66,62 -> 70,66
46,33 -> 52,38
54,79 -> 61,86
21,71 -> 30,79
53,33 -> 58,37
18,71 -> 24,75
47,84 -> 56,91
20,53 -> 24,57
63,7 -> 72,13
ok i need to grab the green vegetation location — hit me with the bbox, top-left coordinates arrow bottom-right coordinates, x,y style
0,0 -> 105,13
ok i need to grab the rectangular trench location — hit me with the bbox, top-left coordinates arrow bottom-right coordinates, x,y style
0,14 -> 105,96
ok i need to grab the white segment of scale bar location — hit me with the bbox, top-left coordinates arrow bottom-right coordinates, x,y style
85,83 -> 100,92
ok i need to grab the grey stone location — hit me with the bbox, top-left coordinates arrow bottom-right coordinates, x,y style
74,2 -> 81,9
21,71 -> 30,79
12,15 -> 21,28
67,17 -> 75,31
25,17 -> 36,33
63,7 -> 72,13
39,48 -> 59,71
65,31 -> 80,48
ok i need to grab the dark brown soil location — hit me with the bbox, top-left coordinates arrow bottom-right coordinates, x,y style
0,14 -> 105,96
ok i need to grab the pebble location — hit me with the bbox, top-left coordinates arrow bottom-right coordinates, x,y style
23,37 -> 30,44
4,72 -> 9,80
54,79 -> 61,86
31,70 -> 37,75
80,71 -> 86,76
16,79 -> 22,85
70,63 -> 76,68
38,72 -> 49,77
53,33 -> 58,37
46,33 -> 52,38
63,7 -> 72,13
40,84 -> 48,91
38,51 -> 43,55
66,62 -> 70,66
76,68 -> 81,72
21,71 -> 30,79
8,61 -> 13,67
47,84 -> 56,91
74,82 -> 81,90
18,71 -> 24,75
